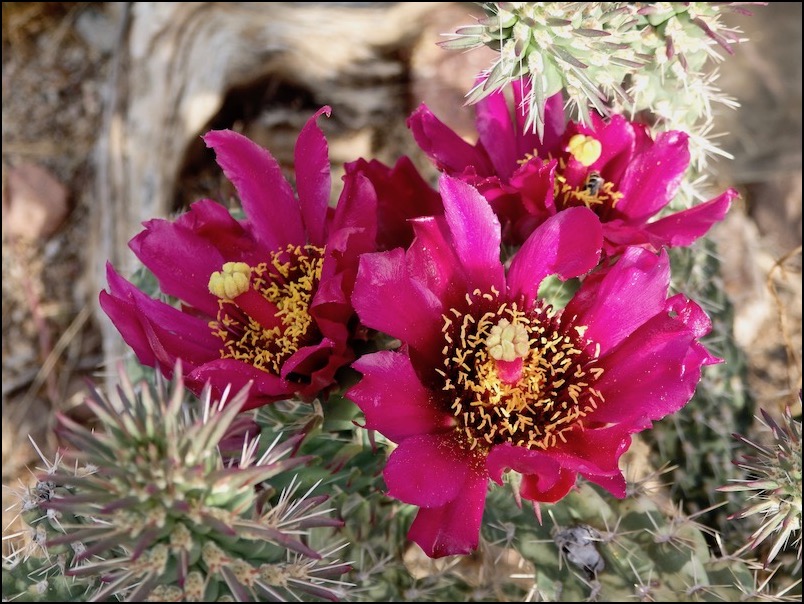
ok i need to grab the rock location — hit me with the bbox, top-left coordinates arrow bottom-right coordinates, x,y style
2,162 -> 70,241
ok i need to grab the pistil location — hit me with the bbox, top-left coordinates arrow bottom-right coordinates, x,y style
208,262 -> 283,332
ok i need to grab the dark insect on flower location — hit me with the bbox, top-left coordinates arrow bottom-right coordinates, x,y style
584,171 -> 605,196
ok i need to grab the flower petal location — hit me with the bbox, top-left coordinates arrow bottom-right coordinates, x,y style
616,130 -> 690,220
565,247 -> 671,355
352,249 -> 443,355
349,351 -> 453,442
408,104 -> 494,175
100,264 -> 220,371
591,295 -> 717,425
345,156 -> 442,251
507,207 -> 602,307
642,188 -> 736,247
577,114 -> 637,182
280,337 -> 336,380
187,358 -> 294,410
129,200 -> 254,317
283,339 -> 354,403
544,423 -> 633,498
486,444 -> 578,503
476,89 -> 518,179
406,468 -> 488,558
520,468 -> 578,503
320,170 -> 378,284
407,216 -> 466,306
440,174 -> 505,293
294,107 -> 332,246
384,432 -> 476,508
487,444 -> 560,486
315,169 -> 378,340
203,129 -> 305,250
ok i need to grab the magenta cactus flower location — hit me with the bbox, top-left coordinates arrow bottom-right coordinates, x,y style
344,156 -> 442,252
347,174 -> 721,558
100,107 -> 377,409
408,80 -> 736,253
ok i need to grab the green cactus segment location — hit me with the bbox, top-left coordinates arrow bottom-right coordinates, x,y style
1,556 -> 96,602
2,366 -> 350,602
443,2 -> 745,170
720,405 -> 803,566
634,242 -> 754,541
482,482 -> 758,602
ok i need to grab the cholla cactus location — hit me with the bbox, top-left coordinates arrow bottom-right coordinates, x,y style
442,2 -> 752,172
481,479 -> 766,602
720,405 -> 803,567
2,364 -> 350,602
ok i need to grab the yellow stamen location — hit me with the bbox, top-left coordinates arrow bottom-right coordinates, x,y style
439,290 -> 605,453
566,134 -> 602,167
208,262 -> 251,299
208,245 -> 324,375
516,149 -> 539,166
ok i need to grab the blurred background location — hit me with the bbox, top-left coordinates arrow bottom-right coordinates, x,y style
2,1 -> 801,549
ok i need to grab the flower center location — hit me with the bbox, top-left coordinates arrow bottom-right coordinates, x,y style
554,162 -> 623,212
514,137 -> 623,213
207,244 -> 324,375
437,289 -> 605,452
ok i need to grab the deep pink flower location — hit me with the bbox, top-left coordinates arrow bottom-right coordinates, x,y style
409,81 -> 736,253
347,174 -> 720,558
100,108 -> 377,410
344,156 -> 442,251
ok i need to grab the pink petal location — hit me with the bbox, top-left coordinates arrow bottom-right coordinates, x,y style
406,468 -> 488,558
321,170 -> 378,283
408,104 -> 494,175
544,424 -> 633,498
294,107 -> 332,246
487,444 -> 561,487
348,351 -> 453,442
203,129 -> 305,250
384,432 -> 476,508
352,249 -> 443,355
187,358 -> 294,410
407,216 -> 466,306
666,293 -> 717,342
440,174 -> 505,293
507,207 -> 602,307
511,159 -> 557,217
100,264 -> 220,371
279,338 -> 353,402
279,337 -> 336,381
314,170 -> 377,343
129,200 -> 254,317
565,247 -> 671,355
589,115 -> 637,183
600,219 -> 653,254
591,296 -> 717,425
486,443 -> 578,503
642,188 -> 736,247
476,89 -> 518,179
174,199 -> 263,261
310,270 -> 350,344
520,469 -> 578,503
345,156 -> 442,251
583,472 -> 627,497
616,130 -> 690,220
